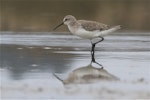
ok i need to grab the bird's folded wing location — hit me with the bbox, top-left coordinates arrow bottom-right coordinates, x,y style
78,20 -> 109,31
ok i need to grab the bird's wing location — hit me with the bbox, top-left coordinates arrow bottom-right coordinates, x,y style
78,20 -> 109,31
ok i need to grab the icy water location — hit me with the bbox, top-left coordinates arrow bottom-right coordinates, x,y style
0,32 -> 150,99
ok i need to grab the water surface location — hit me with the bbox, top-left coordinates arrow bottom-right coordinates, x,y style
1,32 -> 150,99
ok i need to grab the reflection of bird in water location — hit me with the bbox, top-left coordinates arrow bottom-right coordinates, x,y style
53,15 -> 121,64
53,64 -> 119,85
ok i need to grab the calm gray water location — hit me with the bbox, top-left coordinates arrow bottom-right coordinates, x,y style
0,32 -> 150,99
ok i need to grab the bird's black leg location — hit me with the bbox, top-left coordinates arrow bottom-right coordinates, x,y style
90,36 -> 104,68
95,36 -> 104,44
91,41 -> 96,62
91,36 -> 104,60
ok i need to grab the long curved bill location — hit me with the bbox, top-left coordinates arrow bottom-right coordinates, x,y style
53,22 -> 64,30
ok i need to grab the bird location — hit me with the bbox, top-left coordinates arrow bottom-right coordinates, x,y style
53,15 -> 121,64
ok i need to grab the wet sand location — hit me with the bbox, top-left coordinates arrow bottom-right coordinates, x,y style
0,32 -> 150,99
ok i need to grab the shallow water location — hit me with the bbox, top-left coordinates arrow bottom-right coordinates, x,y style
0,32 -> 150,99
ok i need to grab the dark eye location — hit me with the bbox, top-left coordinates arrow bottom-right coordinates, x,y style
65,18 -> 68,21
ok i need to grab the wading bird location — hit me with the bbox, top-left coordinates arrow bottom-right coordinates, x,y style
53,15 -> 121,65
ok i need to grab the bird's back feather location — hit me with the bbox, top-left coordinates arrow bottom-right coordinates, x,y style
78,20 -> 109,31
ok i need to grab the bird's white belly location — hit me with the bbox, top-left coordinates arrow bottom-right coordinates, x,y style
70,27 -> 98,39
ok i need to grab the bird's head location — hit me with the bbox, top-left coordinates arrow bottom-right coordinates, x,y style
53,15 -> 76,30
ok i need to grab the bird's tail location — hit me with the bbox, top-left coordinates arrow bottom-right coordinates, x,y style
95,25 -> 121,37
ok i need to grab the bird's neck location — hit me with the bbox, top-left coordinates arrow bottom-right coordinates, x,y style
68,21 -> 76,26
67,21 -> 79,33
